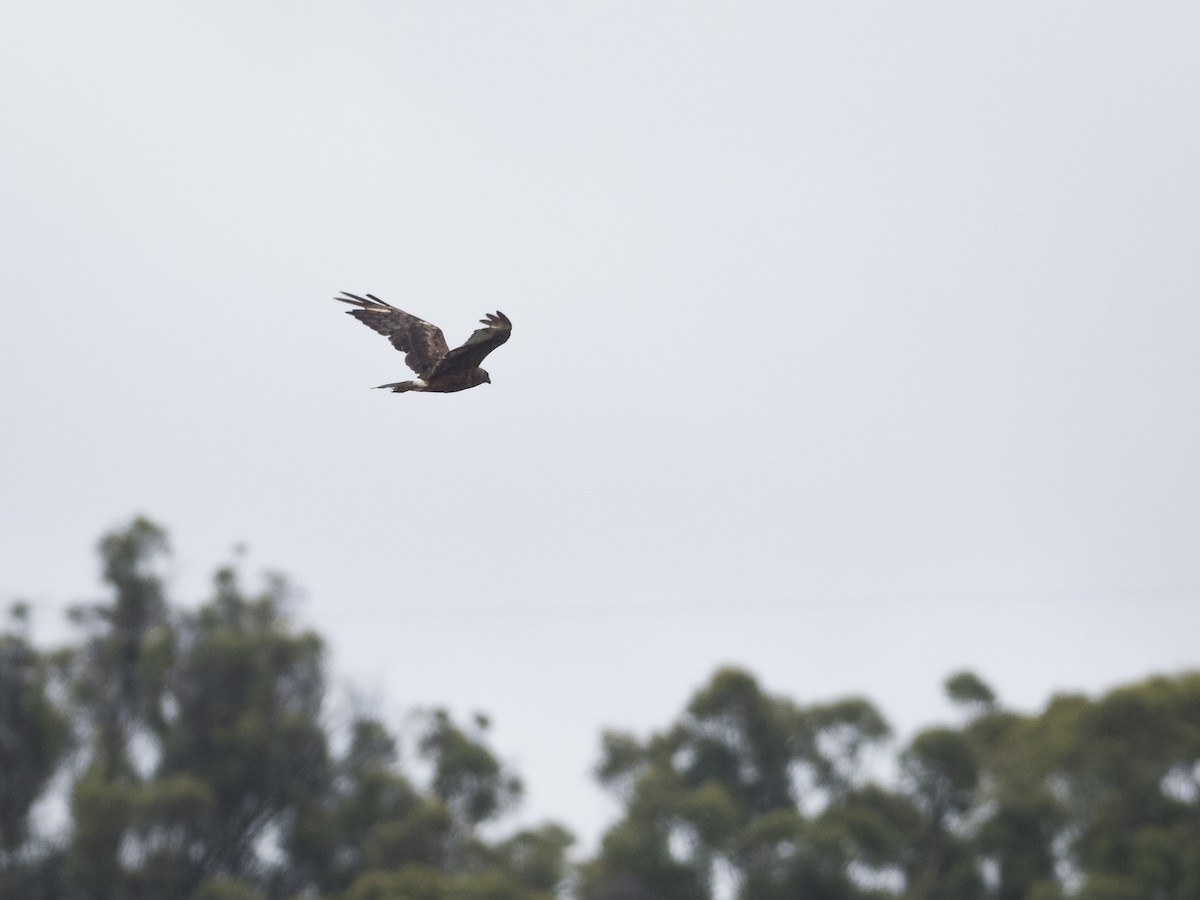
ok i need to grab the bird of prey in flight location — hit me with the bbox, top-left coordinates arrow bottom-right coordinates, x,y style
334,292 -> 512,394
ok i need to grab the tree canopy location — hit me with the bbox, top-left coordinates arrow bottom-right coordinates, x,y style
2,517 -> 569,900
3,517 -> 1199,899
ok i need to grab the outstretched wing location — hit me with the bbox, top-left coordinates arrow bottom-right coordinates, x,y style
334,292 -> 449,378
435,312 -> 513,375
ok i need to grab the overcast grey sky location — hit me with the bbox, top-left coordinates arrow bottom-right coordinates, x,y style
3,2 -> 1200,847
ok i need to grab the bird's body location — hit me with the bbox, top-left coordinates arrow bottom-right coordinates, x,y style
334,293 -> 511,394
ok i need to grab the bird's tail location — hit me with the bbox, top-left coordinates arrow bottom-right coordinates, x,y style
374,380 -> 420,393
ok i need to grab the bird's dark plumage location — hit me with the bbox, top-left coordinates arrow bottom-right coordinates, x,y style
334,293 -> 511,393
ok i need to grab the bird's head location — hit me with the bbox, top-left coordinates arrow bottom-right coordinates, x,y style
475,369 -> 491,386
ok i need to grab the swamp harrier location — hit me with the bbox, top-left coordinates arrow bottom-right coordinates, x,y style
334,292 -> 511,394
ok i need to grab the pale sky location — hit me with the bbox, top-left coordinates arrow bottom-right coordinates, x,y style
3,2 -> 1199,849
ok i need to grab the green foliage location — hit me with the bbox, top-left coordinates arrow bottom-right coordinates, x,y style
944,671 -> 997,711
342,861 -> 562,900
194,875 -> 267,900
0,605 -> 71,855
902,727 -> 979,821
489,824 -> 575,892
5,517 -> 570,900
64,766 -> 137,899
587,666 -> 1200,900
420,708 -> 523,829
6,517 -> 1200,900
582,667 -> 894,900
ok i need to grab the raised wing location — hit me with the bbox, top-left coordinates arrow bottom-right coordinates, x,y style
435,312 -> 512,375
334,292 -> 449,378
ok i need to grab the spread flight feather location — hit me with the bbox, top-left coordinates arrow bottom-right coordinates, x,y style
334,292 -> 512,394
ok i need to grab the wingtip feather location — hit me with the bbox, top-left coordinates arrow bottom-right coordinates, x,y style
334,291 -> 397,311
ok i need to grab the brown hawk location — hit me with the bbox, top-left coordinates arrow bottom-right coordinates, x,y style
334,292 -> 512,394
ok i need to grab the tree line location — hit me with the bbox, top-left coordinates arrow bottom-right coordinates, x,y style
2,517 -> 1198,899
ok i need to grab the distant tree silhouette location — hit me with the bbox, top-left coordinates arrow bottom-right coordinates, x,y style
3,518 -> 1199,899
